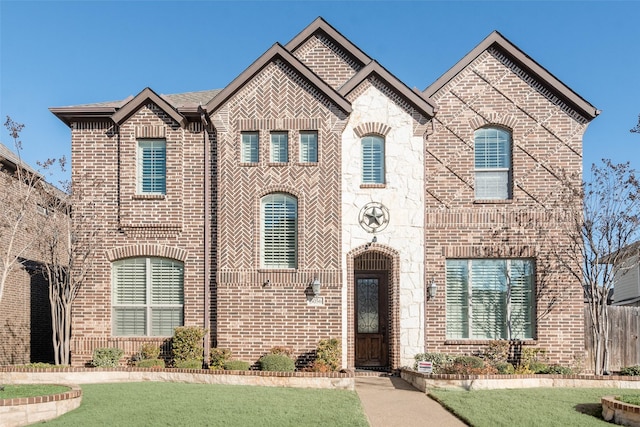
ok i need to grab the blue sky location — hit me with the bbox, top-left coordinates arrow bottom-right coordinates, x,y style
1,1 -> 638,185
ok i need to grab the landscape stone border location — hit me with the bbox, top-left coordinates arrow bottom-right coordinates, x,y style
602,396 -> 640,427
0,384 -> 81,427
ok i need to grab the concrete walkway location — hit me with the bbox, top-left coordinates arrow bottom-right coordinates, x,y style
355,376 -> 467,427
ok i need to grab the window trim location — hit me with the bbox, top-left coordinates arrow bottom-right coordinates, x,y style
270,131 -> 289,163
137,139 -> 167,195
361,135 -> 385,185
260,193 -> 298,269
299,131 -> 318,163
474,127 -> 512,200
445,258 -> 535,340
241,131 -> 259,164
112,257 -> 184,337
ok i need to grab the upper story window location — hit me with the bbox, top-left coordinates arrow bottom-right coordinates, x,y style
137,139 -> 166,194
474,127 -> 511,200
362,135 -> 385,184
112,257 -> 184,336
241,131 -> 259,163
261,193 -> 297,269
446,258 -> 534,340
299,131 -> 318,163
270,132 -> 288,163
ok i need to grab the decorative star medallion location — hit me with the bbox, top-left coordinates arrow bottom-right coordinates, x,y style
358,202 -> 390,233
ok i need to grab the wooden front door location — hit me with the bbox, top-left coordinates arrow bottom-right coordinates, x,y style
355,272 -> 388,367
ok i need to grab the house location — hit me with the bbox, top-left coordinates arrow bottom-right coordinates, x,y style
610,241 -> 640,306
50,17 -> 598,369
0,142 -> 57,364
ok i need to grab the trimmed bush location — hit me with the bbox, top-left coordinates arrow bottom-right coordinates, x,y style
414,352 -> 455,373
174,359 -> 203,369
172,326 -> 206,366
316,338 -> 341,371
140,343 -> 161,360
477,340 -> 510,364
224,360 -> 250,371
135,358 -> 165,368
620,365 -> 640,376
267,346 -> 294,358
494,361 -> 515,374
92,347 -> 124,367
260,353 -> 296,372
303,360 -> 333,373
537,364 -> 573,375
210,348 -> 232,370
442,356 -> 497,375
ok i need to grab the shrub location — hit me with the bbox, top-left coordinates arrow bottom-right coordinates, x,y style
260,353 -> 296,372
316,338 -> 341,371
174,359 -> 203,369
515,347 -> 547,373
442,356 -> 497,375
224,360 -> 250,371
18,363 -> 67,369
140,343 -> 161,360
172,326 -> 206,366
494,361 -> 515,374
91,347 -> 124,367
476,340 -> 510,365
537,364 -> 573,375
210,348 -> 232,370
414,353 -> 455,373
135,359 -> 165,368
620,365 -> 640,376
267,346 -> 294,358
303,359 -> 333,373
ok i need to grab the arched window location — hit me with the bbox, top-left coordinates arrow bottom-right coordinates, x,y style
362,135 -> 385,184
112,257 -> 184,336
261,193 -> 298,268
474,127 -> 512,200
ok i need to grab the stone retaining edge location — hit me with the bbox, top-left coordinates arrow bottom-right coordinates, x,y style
602,396 -> 640,426
0,384 -> 82,427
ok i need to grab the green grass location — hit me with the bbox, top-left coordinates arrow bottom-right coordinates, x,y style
0,384 -> 70,399
44,382 -> 368,426
619,394 -> 640,406
430,387 -> 640,426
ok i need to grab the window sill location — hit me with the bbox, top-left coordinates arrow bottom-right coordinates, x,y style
258,268 -> 297,273
295,162 -> 318,167
133,194 -> 165,200
360,183 -> 386,189
239,162 -> 259,167
473,199 -> 513,205
267,162 -> 289,167
445,339 -> 537,345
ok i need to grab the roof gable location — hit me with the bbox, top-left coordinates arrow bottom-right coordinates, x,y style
205,42 -> 351,115
340,60 -> 436,118
111,87 -> 187,127
423,31 -> 599,121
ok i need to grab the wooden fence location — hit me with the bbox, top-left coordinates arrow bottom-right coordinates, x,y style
584,305 -> 640,371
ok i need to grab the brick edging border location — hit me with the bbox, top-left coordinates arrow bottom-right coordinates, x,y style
602,396 -> 640,426
0,384 -> 81,407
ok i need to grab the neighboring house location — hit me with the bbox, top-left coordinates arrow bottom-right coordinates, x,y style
611,241 -> 640,306
50,18 -> 599,369
0,142 -> 57,364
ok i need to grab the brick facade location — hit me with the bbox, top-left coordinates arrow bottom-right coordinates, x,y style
51,18 -> 598,369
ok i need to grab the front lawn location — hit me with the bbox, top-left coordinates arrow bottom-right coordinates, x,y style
0,384 -> 69,399
44,382 -> 368,426
430,387 -> 640,426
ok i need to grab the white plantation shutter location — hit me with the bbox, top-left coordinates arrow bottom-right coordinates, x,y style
261,193 -> 297,268
446,260 -> 470,339
300,131 -> 318,163
241,132 -> 259,163
270,132 -> 288,162
474,128 -> 510,199
362,136 -> 384,184
509,260 -> 534,339
113,257 -> 183,336
138,140 -> 166,194
471,260 -> 507,339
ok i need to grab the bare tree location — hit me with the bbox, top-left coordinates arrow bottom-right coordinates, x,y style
631,114 -> 640,134
559,160 -> 640,375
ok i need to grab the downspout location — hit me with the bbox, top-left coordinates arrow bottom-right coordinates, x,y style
200,106 -> 211,365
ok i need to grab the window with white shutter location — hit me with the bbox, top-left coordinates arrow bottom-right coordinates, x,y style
445,259 -> 534,340
241,132 -> 259,163
112,257 -> 184,336
299,131 -> 318,163
261,193 -> 297,269
137,140 -> 166,194
270,132 -> 288,163
474,127 -> 511,200
362,135 -> 384,184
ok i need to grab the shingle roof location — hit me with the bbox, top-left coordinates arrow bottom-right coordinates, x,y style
61,89 -> 222,110
0,141 -> 40,176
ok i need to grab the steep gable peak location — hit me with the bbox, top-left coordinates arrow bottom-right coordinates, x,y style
111,87 -> 187,127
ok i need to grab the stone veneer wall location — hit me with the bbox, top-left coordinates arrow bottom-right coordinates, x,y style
423,48 -> 590,364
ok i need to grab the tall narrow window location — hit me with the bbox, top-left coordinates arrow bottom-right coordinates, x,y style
270,132 -> 288,163
299,131 -> 318,163
445,259 -> 534,340
112,257 -> 184,336
261,193 -> 297,268
138,140 -> 166,194
241,132 -> 259,163
474,127 -> 511,200
362,135 -> 384,184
